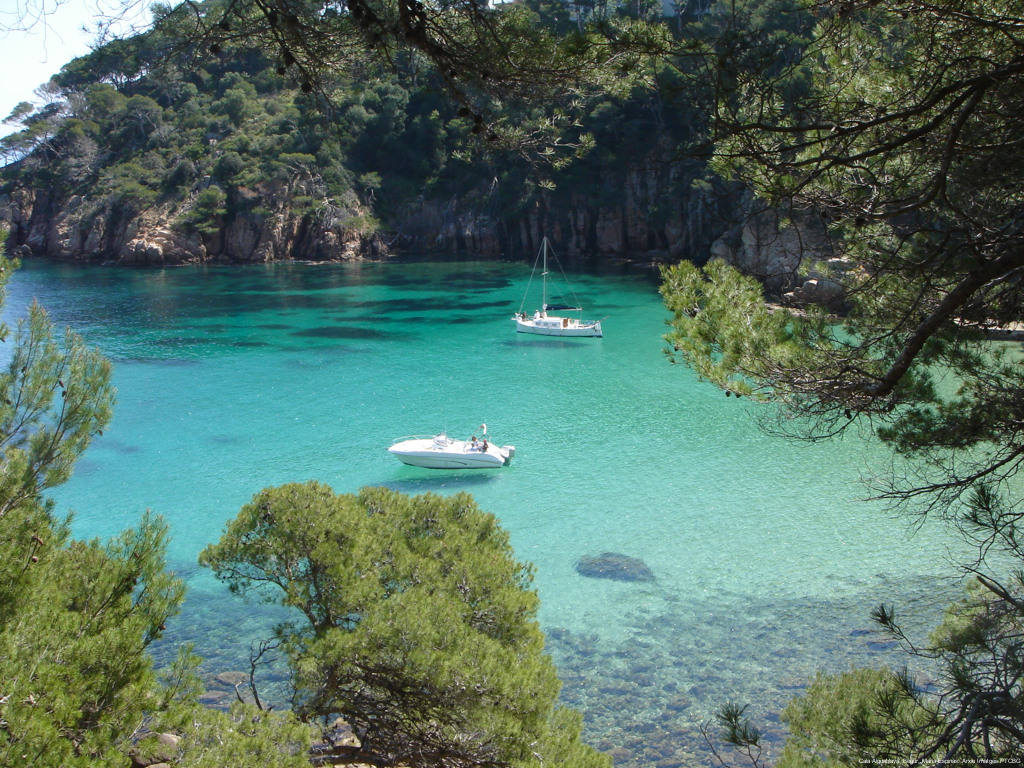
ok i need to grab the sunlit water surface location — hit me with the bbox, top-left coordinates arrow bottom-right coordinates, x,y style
3,259 -> 966,766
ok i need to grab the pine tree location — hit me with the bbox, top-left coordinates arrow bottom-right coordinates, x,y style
201,482 -> 610,768
0,254 -> 312,767
660,0 -> 1024,762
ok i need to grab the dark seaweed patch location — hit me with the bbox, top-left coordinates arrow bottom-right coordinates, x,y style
278,345 -> 370,364
184,323 -> 231,334
440,276 -> 512,291
95,438 -> 142,455
73,458 -> 101,476
349,297 -> 511,312
348,297 -> 449,312
500,339 -> 589,348
291,326 -> 389,339
381,474 -> 499,494
208,434 -> 246,445
374,273 -> 420,288
157,292 -> 347,320
115,356 -> 202,367
153,337 -> 210,347
342,313 -> 409,324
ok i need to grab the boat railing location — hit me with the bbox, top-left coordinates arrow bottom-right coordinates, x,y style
390,434 -> 444,445
391,434 -> 497,452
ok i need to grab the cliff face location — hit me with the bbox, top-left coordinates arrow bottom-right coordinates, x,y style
707,195 -> 844,308
5,179 -> 387,266
11,188 -> 209,264
398,171 -> 841,307
391,158 -> 736,265
4,156 -> 836,306
5,160 -> 728,266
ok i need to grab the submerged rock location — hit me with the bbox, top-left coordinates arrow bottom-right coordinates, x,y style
575,552 -> 655,582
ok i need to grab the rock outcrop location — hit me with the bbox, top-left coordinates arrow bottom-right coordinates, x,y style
399,155 -> 732,265
3,181 -> 388,266
707,195 -> 845,310
129,732 -> 181,768
576,552 -> 655,582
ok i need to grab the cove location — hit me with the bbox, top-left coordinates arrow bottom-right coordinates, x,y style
3,258 -> 962,766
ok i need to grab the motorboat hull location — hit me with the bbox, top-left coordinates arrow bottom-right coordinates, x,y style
388,435 -> 514,469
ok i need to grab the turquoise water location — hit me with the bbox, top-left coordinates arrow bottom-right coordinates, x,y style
3,259 -> 962,765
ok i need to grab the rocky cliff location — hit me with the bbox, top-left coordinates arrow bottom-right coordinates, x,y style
3,177 -> 388,266
3,152 -> 731,266
3,156 -> 838,309
396,158 -> 732,266
707,195 -> 846,309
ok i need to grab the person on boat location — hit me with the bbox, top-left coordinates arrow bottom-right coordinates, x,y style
481,438 -> 488,451
470,436 -> 479,450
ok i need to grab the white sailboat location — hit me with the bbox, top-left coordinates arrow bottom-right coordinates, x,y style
512,238 -> 603,338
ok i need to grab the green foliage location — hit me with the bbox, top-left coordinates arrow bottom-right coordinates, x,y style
0,515 -> 185,767
771,565 -> 1024,767
216,79 -> 261,127
186,187 -> 228,235
154,650 -> 313,768
201,482 -> 610,768
173,702 -> 312,767
661,0 -> 1024,501
1,0 -> 709,248
85,84 -> 128,119
660,258 -> 814,399
667,1 -> 1024,764
0,259 -> 318,766
213,151 -> 247,184
340,212 -> 379,233
0,260 -> 158,767
3,102 -> 35,126
3,25 -> 481,236
0,302 -> 115,511
99,161 -> 161,212
777,669 -> 939,768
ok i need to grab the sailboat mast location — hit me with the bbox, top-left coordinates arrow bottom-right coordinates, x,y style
541,237 -> 548,311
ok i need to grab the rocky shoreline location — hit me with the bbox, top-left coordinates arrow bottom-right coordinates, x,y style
2,178 -> 849,313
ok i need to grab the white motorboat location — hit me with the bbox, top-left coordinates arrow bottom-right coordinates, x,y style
388,431 -> 515,469
513,237 -> 603,338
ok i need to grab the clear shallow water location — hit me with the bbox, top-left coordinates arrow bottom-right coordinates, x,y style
4,259 -> 963,765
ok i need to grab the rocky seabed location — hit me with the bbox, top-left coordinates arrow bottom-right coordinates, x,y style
163,570 -> 952,768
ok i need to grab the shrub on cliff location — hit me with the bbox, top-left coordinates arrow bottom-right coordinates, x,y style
184,186 -> 229,235
201,482 -> 610,768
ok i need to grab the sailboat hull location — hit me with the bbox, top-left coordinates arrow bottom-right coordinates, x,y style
513,315 -> 602,337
